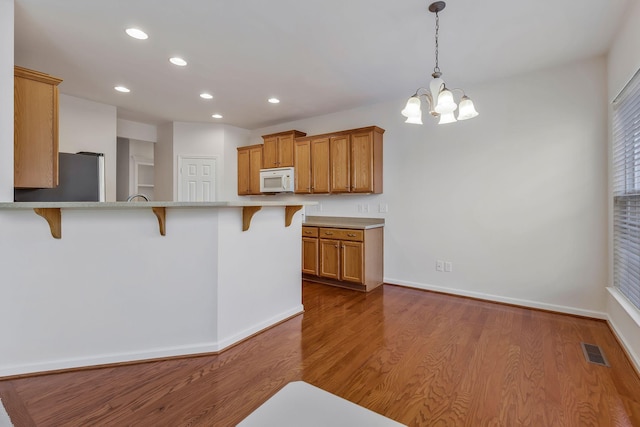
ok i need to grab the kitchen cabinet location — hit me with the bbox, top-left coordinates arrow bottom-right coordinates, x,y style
293,137 -> 330,194
237,144 -> 263,195
302,226 -> 319,275
350,128 -> 382,193
14,66 -> 63,189
302,219 -> 383,291
329,135 -> 351,193
293,126 -> 383,195
262,130 -> 306,169
330,126 -> 384,194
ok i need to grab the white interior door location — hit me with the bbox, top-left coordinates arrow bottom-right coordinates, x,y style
179,156 -> 217,202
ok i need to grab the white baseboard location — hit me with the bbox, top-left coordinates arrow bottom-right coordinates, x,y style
215,305 -> 304,351
384,277 -> 608,319
0,305 -> 304,378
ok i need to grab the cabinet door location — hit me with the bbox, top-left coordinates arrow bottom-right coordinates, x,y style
294,140 -> 311,193
249,146 -> 263,194
14,69 -> 62,189
341,241 -> 364,284
350,131 -> 374,193
237,148 -> 250,195
263,137 -> 278,168
302,237 -> 319,275
330,135 -> 350,193
319,239 -> 341,280
278,134 -> 295,167
312,137 -> 330,194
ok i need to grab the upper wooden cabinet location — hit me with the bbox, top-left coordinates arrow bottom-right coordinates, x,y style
308,126 -> 384,194
14,66 -> 63,189
350,128 -> 383,193
237,144 -> 263,195
329,134 -> 351,193
262,130 -> 306,169
294,137 -> 330,194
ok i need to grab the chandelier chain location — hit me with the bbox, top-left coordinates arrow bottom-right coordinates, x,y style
434,11 -> 440,74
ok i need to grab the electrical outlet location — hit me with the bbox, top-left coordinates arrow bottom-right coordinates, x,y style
445,261 -> 453,272
363,204 -> 369,213
436,260 -> 444,272
357,204 -> 363,213
378,203 -> 388,213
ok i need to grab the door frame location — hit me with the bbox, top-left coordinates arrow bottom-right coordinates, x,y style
177,155 -> 219,202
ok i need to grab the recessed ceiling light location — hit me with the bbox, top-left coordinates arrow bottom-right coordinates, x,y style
268,98 -> 280,104
169,57 -> 187,66
114,86 -> 130,93
125,28 -> 148,40
211,114 -> 223,119
200,93 -> 213,99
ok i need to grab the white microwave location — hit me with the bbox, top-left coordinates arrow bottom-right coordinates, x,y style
260,167 -> 295,193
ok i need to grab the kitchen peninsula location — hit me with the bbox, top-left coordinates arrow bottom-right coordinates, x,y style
0,201 -> 311,377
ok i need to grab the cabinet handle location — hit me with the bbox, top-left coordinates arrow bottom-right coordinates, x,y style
347,233 -> 356,237
304,231 -> 313,234
324,232 -> 334,235
335,244 -> 339,248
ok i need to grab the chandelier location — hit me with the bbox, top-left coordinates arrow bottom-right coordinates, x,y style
401,1 -> 478,125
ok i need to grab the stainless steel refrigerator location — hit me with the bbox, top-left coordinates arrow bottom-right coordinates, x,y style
14,152 -> 106,202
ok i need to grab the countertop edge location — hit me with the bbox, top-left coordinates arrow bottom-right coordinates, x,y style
303,216 -> 385,230
0,201 -> 318,209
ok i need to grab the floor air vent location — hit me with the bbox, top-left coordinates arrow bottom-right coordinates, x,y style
580,342 -> 610,367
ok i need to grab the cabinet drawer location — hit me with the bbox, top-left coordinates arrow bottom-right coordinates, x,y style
302,226 -> 318,237
319,228 -> 363,241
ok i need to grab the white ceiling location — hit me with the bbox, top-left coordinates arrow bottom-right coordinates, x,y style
14,0 -> 630,130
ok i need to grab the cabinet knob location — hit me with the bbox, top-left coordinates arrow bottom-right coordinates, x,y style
335,244 -> 339,248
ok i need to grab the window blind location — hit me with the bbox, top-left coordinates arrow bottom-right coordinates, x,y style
612,68 -> 640,310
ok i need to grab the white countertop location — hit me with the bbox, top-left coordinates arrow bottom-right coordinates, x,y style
303,215 -> 385,229
0,201 -> 317,209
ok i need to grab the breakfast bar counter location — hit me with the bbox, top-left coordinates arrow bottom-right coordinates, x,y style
0,201 -> 312,377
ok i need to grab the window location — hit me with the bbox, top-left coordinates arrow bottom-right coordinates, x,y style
613,68 -> 640,310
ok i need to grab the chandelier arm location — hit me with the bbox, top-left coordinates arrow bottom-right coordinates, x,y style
448,87 -> 469,99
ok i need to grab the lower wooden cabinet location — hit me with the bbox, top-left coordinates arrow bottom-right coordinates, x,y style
302,227 -> 319,275
302,225 -> 383,291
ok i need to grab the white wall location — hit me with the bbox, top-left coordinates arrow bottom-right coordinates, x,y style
606,0 -> 640,371
116,137 -> 130,201
0,205 -> 303,376
117,119 -> 157,143
0,0 -> 13,201
251,56 -> 609,317
59,94 -> 117,201
155,122 -> 174,201
222,125 -> 251,201
172,122 -> 225,201
155,122 -> 250,202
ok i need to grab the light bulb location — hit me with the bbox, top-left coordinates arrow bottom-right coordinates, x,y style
401,96 -> 422,118
434,89 -> 457,114
457,96 -> 479,120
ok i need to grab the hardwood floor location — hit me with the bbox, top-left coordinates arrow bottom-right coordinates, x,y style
1,282 -> 639,426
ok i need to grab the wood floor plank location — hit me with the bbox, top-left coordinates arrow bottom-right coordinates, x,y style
2,282 -> 639,426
